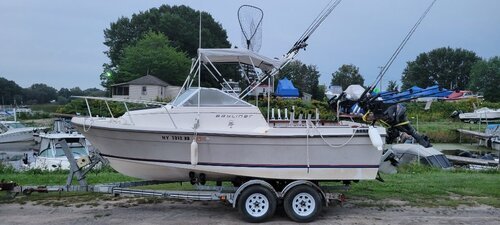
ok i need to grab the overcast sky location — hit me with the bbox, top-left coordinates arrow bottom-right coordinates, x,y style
1,0 -> 499,90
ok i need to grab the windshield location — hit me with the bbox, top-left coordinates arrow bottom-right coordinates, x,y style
54,146 -> 88,157
173,88 -> 251,107
0,124 -> 7,132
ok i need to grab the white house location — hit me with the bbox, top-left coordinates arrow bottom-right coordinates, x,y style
111,75 -> 180,101
248,84 -> 274,97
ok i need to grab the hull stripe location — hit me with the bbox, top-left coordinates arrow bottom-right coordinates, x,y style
101,153 -> 380,169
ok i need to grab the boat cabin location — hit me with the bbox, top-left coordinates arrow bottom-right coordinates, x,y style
37,134 -> 89,159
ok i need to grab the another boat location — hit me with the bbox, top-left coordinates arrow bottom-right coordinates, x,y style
72,48 -> 387,183
29,132 -> 90,171
390,144 -> 452,168
0,121 -> 35,144
445,90 -> 482,101
459,107 -> 500,123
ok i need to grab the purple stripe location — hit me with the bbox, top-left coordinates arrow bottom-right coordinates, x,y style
102,153 -> 379,169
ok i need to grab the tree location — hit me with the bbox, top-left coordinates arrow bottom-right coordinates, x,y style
58,88 -> 72,99
469,56 -> 500,102
107,32 -> 191,86
102,5 -> 231,87
0,77 -> 24,105
83,88 -> 106,97
69,87 -> 84,97
23,83 -> 58,104
386,80 -> 399,92
331,64 -> 364,90
279,60 -> 324,100
401,47 -> 480,90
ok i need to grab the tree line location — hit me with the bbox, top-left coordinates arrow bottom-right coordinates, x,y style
0,77 -> 105,105
329,47 -> 499,102
81,4 -> 489,103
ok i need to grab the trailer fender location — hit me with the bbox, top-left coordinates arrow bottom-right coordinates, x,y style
231,180 -> 278,208
282,180 -> 328,206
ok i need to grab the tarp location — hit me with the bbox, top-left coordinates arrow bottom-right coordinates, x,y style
198,48 -> 283,73
344,85 -> 365,101
275,78 -> 299,97
381,85 -> 452,103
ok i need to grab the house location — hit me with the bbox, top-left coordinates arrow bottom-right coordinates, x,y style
111,75 -> 181,101
302,93 -> 312,102
248,84 -> 274,97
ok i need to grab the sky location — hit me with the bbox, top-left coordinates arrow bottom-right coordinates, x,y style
0,0 -> 499,90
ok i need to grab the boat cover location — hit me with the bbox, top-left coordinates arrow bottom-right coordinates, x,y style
381,85 -> 452,103
275,78 -> 299,97
198,48 -> 283,73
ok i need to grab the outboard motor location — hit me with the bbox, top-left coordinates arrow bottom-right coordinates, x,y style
381,104 -> 432,148
329,84 -> 432,148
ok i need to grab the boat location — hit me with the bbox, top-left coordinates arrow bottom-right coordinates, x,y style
71,48 -> 387,183
457,124 -> 500,151
0,121 -> 35,144
445,90 -> 483,101
459,107 -> 500,123
390,144 -> 452,168
29,132 -> 90,171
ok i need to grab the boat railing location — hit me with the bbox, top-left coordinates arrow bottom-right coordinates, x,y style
269,106 -> 330,127
72,96 -> 177,128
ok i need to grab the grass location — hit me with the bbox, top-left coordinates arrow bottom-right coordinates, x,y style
0,165 -> 138,186
410,120 -> 488,143
1,164 -> 499,208
343,164 -> 500,207
30,104 -> 61,113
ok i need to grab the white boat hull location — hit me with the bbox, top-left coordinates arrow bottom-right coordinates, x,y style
459,110 -> 500,122
0,129 -> 34,144
73,121 -> 384,181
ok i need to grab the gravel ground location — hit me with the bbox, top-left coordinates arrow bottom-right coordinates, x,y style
1,199 -> 499,225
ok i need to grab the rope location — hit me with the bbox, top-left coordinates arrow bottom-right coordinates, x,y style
83,117 -> 93,132
307,120 -> 360,149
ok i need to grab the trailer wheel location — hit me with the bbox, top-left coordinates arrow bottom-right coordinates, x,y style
237,185 -> 277,223
284,185 -> 322,222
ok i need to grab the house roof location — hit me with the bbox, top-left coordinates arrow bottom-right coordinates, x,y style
112,75 -> 170,87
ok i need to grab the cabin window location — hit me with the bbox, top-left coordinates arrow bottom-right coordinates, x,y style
142,86 -> 147,95
426,156 -> 440,167
38,149 -> 51,157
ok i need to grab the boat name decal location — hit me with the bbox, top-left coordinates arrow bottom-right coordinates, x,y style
215,114 -> 253,119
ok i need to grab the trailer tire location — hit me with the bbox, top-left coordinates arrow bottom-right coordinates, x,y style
237,185 -> 277,223
283,185 -> 322,222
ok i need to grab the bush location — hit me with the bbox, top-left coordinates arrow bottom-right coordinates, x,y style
405,99 -> 500,122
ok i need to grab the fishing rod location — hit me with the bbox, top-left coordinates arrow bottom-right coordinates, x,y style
331,0 -> 438,148
240,0 -> 342,98
358,0 -> 437,105
287,0 -> 342,55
